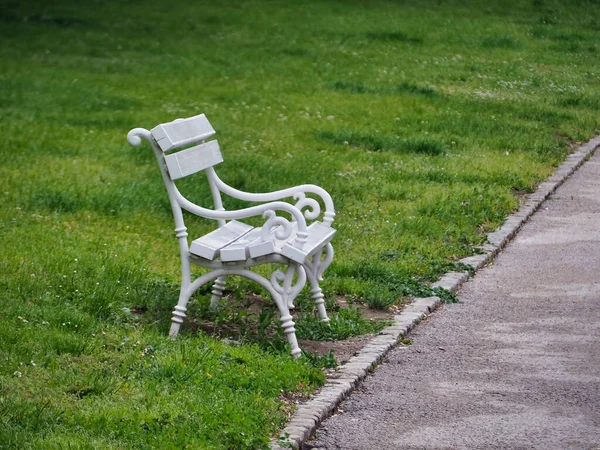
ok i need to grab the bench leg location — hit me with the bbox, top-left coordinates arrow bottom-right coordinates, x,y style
304,248 -> 332,323
269,264 -> 305,358
169,291 -> 191,337
304,250 -> 329,322
279,311 -> 301,358
170,270 -> 224,337
209,276 -> 227,309
307,273 -> 330,323
176,267 -> 304,358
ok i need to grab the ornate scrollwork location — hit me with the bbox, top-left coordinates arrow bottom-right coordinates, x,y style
316,243 -> 334,280
126,128 -> 152,147
293,192 -> 321,221
270,265 -> 306,308
260,210 -> 294,242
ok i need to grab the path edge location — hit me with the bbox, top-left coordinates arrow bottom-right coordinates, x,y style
270,137 -> 600,450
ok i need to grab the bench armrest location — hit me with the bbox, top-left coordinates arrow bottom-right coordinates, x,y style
208,169 -> 335,226
174,191 -> 309,249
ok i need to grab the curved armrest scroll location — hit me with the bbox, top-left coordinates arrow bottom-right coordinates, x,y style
127,128 -> 153,147
175,192 -> 309,248
208,169 -> 335,226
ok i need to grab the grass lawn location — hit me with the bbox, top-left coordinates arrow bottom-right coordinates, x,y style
1,0 -> 599,447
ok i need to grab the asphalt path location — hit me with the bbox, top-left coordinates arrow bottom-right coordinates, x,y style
307,152 -> 600,450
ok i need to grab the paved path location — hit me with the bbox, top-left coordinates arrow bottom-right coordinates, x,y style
307,152 -> 600,450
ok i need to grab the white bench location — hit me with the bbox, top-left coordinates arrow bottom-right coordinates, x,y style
127,114 -> 336,357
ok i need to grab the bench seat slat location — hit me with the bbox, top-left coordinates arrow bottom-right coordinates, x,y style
220,228 -> 263,262
281,222 -> 336,263
217,221 -> 336,263
190,221 -> 253,260
246,222 -> 300,260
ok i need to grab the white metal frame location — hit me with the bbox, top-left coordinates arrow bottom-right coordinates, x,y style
127,115 -> 335,357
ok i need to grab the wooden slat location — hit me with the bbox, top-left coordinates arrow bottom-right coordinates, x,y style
189,221 -> 253,260
281,222 -> 336,263
192,220 -> 335,263
247,240 -> 276,259
164,140 -> 223,180
220,228 -> 263,262
247,222 -> 299,259
151,114 -> 216,152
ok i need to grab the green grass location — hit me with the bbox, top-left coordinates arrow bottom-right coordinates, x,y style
296,307 -> 389,341
1,0 -> 600,447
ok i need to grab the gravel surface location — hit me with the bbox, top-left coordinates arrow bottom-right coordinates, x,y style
307,153 -> 600,450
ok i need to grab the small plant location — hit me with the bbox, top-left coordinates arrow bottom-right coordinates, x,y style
317,130 -> 444,155
296,307 -> 389,341
433,287 -> 459,304
402,137 -> 445,155
365,31 -> 423,44
330,81 -> 437,97
276,433 -> 296,449
362,288 -> 397,310
394,82 -> 438,97
333,260 -> 457,302
481,35 -> 521,49
302,349 -> 338,369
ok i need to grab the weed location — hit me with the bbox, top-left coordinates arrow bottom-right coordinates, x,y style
395,82 -> 438,97
302,349 -> 338,369
296,307 -> 389,341
276,433 -> 296,449
433,287 -> 459,304
403,138 -> 445,155
481,36 -> 521,49
317,130 -> 444,155
365,31 -> 423,44
331,81 -> 438,97
362,288 -> 397,310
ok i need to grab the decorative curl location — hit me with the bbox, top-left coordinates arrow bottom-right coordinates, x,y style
127,128 -> 152,147
294,192 -> 321,220
270,269 -> 287,295
289,265 -> 307,302
270,265 -> 307,308
316,243 -> 335,281
261,210 -> 294,242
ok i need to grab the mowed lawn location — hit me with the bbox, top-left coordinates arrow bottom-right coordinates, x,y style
1,0 -> 599,448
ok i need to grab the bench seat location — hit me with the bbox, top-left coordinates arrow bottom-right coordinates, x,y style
190,220 -> 336,264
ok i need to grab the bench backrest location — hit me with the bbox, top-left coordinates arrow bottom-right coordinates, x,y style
151,114 -> 223,180
151,114 -> 216,151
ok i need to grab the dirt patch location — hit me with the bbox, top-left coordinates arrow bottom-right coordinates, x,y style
335,296 -> 398,321
311,297 -> 395,364
299,334 -> 377,364
187,293 -> 396,364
